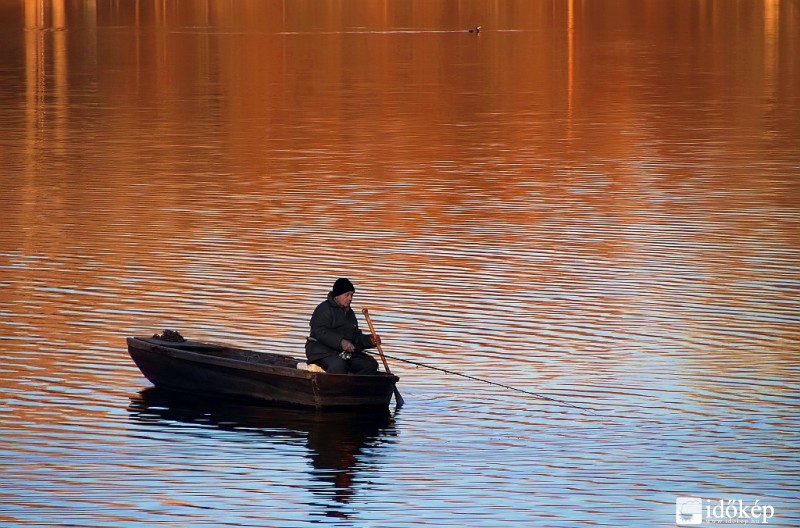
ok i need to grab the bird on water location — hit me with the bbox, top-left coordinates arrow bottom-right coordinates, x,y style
469,26 -> 481,33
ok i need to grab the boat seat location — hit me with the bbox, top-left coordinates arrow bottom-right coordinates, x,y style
297,362 -> 326,373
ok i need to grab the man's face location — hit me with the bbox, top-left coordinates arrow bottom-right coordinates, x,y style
335,291 -> 354,309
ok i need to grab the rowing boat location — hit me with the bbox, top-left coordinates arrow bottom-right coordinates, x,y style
126,334 -> 399,409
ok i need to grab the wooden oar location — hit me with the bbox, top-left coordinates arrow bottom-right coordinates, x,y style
362,308 -> 405,407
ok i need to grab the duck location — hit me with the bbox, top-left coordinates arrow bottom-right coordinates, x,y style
468,26 -> 481,34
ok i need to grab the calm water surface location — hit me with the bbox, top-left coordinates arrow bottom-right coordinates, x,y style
1,1 -> 799,526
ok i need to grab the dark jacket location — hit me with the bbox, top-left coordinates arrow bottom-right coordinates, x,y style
306,294 -> 375,363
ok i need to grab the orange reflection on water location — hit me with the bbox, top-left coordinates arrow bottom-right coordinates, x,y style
0,6 -> 798,524
1,0 -> 798,413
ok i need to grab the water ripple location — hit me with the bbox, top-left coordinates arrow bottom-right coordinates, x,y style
2,1 -> 799,525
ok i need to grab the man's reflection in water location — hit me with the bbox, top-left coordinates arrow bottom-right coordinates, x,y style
128,388 -> 397,518
304,407 -> 393,514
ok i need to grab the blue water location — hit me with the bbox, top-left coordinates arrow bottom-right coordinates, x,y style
1,1 -> 798,526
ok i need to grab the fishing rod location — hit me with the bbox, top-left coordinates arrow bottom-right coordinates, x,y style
380,352 -> 595,414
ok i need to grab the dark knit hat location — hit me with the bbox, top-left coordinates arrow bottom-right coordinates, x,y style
331,278 -> 355,297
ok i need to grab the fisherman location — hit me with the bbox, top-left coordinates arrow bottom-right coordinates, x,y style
306,278 -> 381,374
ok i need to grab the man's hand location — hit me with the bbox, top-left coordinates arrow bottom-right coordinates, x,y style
340,339 -> 355,353
371,334 -> 382,346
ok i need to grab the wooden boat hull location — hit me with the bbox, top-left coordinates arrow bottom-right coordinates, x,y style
127,336 -> 399,409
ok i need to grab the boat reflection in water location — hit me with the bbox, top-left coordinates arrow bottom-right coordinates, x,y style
127,388 -> 397,518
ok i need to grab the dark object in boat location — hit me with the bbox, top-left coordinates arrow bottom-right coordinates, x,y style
151,329 -> 185,342
127,334 -> 400,409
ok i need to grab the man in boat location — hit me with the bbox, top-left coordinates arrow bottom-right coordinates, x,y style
306,278 -> 381,374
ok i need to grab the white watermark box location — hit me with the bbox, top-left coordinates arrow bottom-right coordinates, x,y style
676,497 -> 775,525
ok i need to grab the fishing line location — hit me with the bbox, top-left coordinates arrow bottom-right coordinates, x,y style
382,352 -> 596,414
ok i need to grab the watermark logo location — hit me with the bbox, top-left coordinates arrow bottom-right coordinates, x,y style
676,497 -> 703,524
676,497 -> 775,525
